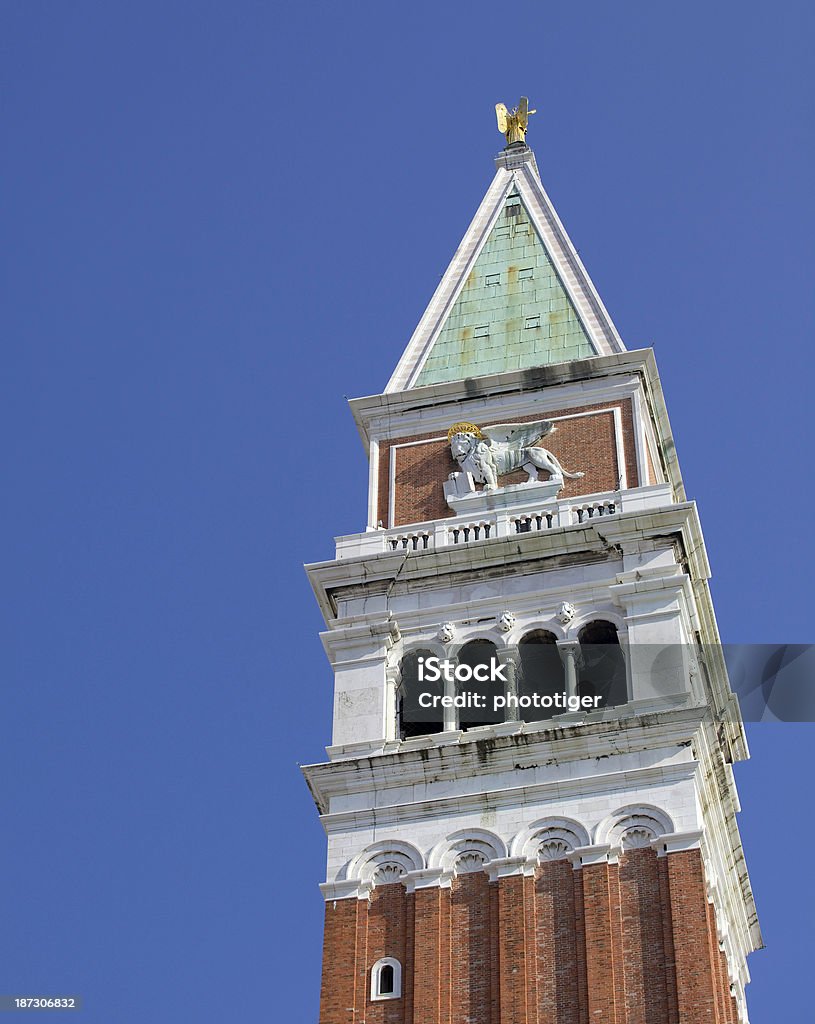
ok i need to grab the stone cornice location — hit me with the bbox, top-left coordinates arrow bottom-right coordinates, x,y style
356,349 -> 658,446
306,502 -> 706,624
302,705 -> 706,814
314,759 -> 698,834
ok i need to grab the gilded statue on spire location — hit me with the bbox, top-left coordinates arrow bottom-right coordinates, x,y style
495,97 -> 536,146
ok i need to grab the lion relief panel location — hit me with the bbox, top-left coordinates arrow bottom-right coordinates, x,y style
378,400 -> 638,528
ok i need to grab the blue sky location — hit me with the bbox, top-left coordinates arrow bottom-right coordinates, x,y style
1,2 -> 812,1020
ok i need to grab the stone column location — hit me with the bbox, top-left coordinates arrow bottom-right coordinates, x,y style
497,648 -> 520,721
557,639 -> 581,702
442,653 -> 457,732
385,666 -> 400,742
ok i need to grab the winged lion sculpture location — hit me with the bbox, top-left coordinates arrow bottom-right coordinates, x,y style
447,420 -> 584,492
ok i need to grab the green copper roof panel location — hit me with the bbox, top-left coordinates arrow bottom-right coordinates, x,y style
413,195 -> 597,387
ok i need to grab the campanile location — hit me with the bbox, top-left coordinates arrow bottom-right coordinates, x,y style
303,102 -> 760,1023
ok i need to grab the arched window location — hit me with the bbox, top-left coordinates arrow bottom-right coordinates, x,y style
457,639 -> 504,729
518,630 -> 564,720
397,650 -> 443,739
578,621 -> 627,707
371,957 -> 402,1000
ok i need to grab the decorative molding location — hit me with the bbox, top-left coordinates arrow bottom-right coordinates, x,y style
401,867 -> 446,893
322,818 -> 707,902
568,843 -> 614,868
596,804 -> 675,848
485,856 -> 528,881
454,851 -> 488,874
428,828 -> 506,879
511,816 -> 590,861
497,610 -> 516,633
556,601 -> 576,625
538,839 -> 574,860
620,827 -> 656,849
437,622 -> 456,643
372,863 -> 407,885
651,829 -> 704,856
319,879 -> 362,901
344,839 -> 424,899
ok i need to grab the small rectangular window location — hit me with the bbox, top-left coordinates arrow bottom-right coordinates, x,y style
485,273 -> 500,286
525,315 -> 541,329
505,196 -> 522,218
518,267 -> 534,281
473,325 -> 490,338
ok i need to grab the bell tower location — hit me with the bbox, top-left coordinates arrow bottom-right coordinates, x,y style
303,106 -> 760,1024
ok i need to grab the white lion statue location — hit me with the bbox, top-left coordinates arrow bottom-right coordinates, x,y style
447,420 -> 583,491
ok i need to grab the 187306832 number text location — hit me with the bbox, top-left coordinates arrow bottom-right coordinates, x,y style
0,997 -> 82,1011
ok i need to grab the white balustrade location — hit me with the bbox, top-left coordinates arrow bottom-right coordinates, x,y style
333,484 -> 674,560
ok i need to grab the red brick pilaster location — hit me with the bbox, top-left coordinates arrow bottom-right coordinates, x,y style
719,951 -> 738,1024
496,872 -> 537,1024
619,848 -> 671,1024
411,886 -> 446,1023
403,892 -> 415,1024
366,883 -> 408,1024
489,881 -> 501,1024
658,856 -> 679,1024
319,897 -> 364,1024
665,850 -> 720,1024
706,902 -> 727,1024
581,861 -> 623,1023
536,859 -> 581,1024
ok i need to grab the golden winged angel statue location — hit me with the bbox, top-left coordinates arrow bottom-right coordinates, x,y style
495,97 -> 536,145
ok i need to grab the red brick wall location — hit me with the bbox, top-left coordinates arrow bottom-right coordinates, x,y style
318,849 -> 737,1024
377,400 -> 639,528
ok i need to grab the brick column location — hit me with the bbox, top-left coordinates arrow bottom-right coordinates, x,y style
619,847 -> 671,1024
707,902 -> 727,1024
580,855 -> 623,1024
657,856 -> 680,1023
536,858 -> 581,1024
319,897 -> 364,1024
489,882 -> 501,1024
491,860 -> 537,1024
410,886 -> 446,1023
665,849 -> 720,1024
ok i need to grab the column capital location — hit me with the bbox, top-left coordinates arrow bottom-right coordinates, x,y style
319,879 -> 363,901
556,638 -> 582,662
401,867 -> 448,892
567,843 -> 617,868
485,855 -> 528,881
495,646 -> 521,667
651,829 -> 704,856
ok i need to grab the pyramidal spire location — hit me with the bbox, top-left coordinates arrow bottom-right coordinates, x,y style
386,104 -> 626,393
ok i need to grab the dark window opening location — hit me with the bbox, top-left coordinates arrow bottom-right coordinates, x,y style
457,639 -> 504,729
578,621 -> 627,707
398,649 -> 443,739
518,630 -> 565,720
378,964 -> 395,995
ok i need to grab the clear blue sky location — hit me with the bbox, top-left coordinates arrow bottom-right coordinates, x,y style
1,2 -> 812,1020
